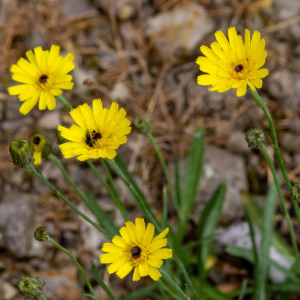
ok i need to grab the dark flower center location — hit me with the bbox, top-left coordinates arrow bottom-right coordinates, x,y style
39,74 -> 48,84
131,246 -> 141,259
235,64 -> 244,72
91,130 -> 102,140
33,137 -> 41,145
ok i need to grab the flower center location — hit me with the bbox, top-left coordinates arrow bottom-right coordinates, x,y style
91,130 -> 102,141
235,64 -> 244,72
39,74 -> 48,84
131,246 -> 141,259
33,136 -> 41,145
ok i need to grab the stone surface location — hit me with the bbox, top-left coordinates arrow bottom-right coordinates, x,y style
198,145 -> 248,222
0,281 -> 18,300
216,221 -> 293,283
0,192 -> 36,257
145,2 -> 214,58
37,111 -> 61,130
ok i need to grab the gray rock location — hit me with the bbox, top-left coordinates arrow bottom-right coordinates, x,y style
144,2 -> 214,58
216,222 -> 293,283
266,69 -> 295,99
227,131 -> 250,154
0,192 -> 36,257
0,281 -> 18,300
198,145 -> 247,222
37,111 -> 61,130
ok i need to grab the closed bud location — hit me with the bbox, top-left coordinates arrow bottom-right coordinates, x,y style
133,116 -> 152,135
18,276 -> 44,299
34,226 -> 49,242
9,138 -> 33,168
245,129 -> 264,149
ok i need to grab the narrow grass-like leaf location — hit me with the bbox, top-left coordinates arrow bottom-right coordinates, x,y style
162,186 -> 168,229
91,262 -> 117,300
120,283 -> 157,300
253,182 -> 277,300
175,157 -> 182,207
226,246 -> 299,283
201,283 -> 230,300
84,190 -> 118,237
178,127 -> 204,240
238,280 -> 248,300
197,183 -> 226,279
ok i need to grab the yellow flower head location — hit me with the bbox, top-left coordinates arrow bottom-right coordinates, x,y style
196,27 -> 269,97
8,45 -> 75,115
100,218 -> 173,281
58,99 -> 131,161
30,134 -> 51,165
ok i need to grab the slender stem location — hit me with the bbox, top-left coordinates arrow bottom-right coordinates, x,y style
146,132 -> 179,213
47,237 -> 99,300
25,163 -> 111,238
160,268 -> 190,300
248,89 -> 300,224
260,145 -> 300,274
100,159 -> 129,221
106,158 -> 161,231
49,154 -> 90,208
56,94 -> 73,111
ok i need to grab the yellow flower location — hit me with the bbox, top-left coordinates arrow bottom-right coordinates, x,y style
58,99 -> 131,161
100,218 -> 173,281
30,134 -> 51,165
196,27 -> 269,97
8,45 -> 75,115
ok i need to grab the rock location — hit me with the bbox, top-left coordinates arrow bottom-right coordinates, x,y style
226,131 -> 250,154
37,111 -> 61,130
144,2 -> 214,59
37,266 -> 82,300
0,192 -> 36,257
110,82 -> 130,101
198,145 -> 248,222
0,281 -> 19,300
266,69 -> 295,99
216,221 -> 293,283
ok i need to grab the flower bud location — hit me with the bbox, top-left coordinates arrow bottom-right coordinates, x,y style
34,226 -> 49,242
9,138 -> 33,168
18,276 -> 44,299
291,183 -> 300,203
245,129 -> 264,149
30,133 -> 52,165
133,116 -> 152,135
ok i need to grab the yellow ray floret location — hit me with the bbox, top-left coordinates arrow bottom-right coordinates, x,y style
100,218 -> 173,281
196,27 -> 269,97
8,45 -> 75,115
58,99 -> 131,161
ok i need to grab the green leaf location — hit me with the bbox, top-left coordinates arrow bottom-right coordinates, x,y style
178,127 -> 204,240
201,283 -> 230,300
91,262 -> 117,300
84,190 -> 118,237
197,183 -> 226,279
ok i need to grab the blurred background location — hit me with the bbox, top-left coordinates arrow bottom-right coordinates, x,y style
0,0 -> 300,299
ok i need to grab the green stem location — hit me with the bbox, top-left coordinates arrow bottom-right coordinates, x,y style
248,89 -> 300,224
106,158 -> 200,298
106,158 -> 161,231
100,159 -> 129,221
25,163 -> 110,238
260,145 -> 300,274
160,268 -> 190,300
49,154 -> 91,209
38,295 -> 48,300
47,237 -> 99,300
56,94 -> 73,111
146,132 -> 179,214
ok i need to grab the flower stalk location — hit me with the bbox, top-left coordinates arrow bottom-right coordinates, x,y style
248,88 -> 300,225
25,163 -> 111,238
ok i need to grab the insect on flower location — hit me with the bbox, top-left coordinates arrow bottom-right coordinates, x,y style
85,130 -> 95,148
